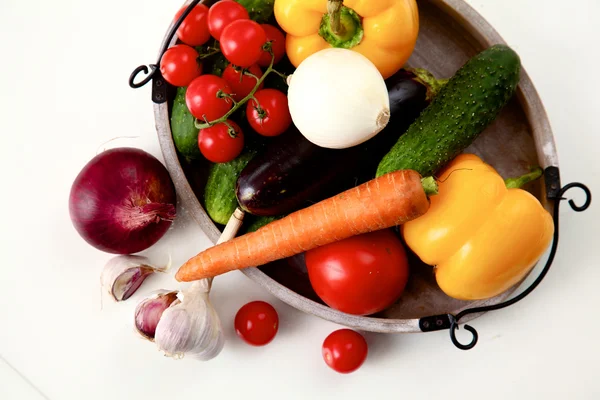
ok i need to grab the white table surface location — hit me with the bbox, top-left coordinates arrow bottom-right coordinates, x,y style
1,0 -> 599,399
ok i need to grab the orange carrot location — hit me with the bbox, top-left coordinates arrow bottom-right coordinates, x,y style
176,170 -> 436,282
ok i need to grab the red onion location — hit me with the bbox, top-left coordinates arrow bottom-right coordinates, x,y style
69,147 -> 176,254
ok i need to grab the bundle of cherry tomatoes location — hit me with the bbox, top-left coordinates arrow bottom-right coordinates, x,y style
159,1 -> 291,164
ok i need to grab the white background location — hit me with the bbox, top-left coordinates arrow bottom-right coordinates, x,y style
1,0 -> 599,399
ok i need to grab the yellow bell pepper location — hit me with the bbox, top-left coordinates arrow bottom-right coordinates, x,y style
273,0 -> 419,79
402,154 -> 554,301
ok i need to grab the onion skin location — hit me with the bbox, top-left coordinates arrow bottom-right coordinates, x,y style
69,147 -> 176,254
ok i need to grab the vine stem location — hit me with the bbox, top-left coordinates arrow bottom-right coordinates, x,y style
198,48 -> 221,60
195,51 -> 280,130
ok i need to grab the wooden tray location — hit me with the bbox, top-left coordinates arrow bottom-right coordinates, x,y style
152,0 -> 558,333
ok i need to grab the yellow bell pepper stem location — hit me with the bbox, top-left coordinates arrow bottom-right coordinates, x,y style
327,0 -> 345,36
402,154 -> 554,301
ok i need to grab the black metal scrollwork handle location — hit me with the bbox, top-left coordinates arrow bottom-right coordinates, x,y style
449,316 -> 478,350
129,65 -> 158,89
560,182 -> 592,212
128,0 -> 203,97
420,168 -> 591,351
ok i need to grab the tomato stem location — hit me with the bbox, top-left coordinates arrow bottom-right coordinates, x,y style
197,47 -> 221,60
222,120 -> 238,138
270,69 -> 288,81
194,51 -> 284,130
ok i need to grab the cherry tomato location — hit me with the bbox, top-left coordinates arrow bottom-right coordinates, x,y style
207,0 -> 249,41
220,19 -> 267,68
222,64 -> 264,102
246,89 -> 292,137
198,120 -> 244,163
322,329 -> 368,374
185,75 -> 233,121
175,4 -> 210,46
305,229 -> 410,316
257,24 -> 286,67
159,45 -> 202,87
235,301 -> 279,346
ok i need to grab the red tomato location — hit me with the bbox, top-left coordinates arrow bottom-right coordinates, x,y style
207,0 -> 249,41
322,329 -> 368,374
235,301 -> 279,346
175,4 -> 210,46
185,75 -> 233,121
159,45 -> 202,87
257,24 -> 286,67
198,120 -> 244,163
220,19 -> 267,68
305,229 -> 410,316
246,89 -> 292,136
222,64 -> 264,102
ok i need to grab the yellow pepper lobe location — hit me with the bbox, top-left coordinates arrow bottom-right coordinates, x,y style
402,154 -> 555,301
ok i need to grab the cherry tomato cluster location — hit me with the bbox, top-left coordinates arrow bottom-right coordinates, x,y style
234,300 -> 368,374
160,1 -> 290,164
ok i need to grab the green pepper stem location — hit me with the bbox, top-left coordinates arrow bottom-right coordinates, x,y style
421,176 -> 439,196
505,167 -> 544,189
327,0 -> 345,37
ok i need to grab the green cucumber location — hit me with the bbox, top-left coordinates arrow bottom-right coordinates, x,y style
376,45 -> 521,178
235,0 -> 274,23
171,87 -> 201,160
204,149 -> 257,225
243,215 -> 282,233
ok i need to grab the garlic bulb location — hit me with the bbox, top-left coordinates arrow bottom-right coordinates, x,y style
287,48 -> 390,149
154,280 -> 224,361
101,255 -> 167,302
134,291 -> 179,340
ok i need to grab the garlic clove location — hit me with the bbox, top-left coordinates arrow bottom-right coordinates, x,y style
154,280 -> 225,361
101,255 -> 167,302
134,291 -> 179,341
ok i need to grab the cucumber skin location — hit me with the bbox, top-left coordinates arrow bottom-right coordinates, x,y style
204,150 -> 257,225
244,215 -> 282,233
376,45 -> 521,178
234,0 -> 274,23
171,87 -> 201,160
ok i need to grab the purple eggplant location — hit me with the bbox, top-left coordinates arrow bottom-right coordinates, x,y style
236,68 -> 440,217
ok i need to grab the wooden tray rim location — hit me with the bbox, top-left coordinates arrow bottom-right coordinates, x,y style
152,0 -> 559,333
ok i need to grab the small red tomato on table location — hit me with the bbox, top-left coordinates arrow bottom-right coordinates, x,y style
322,329 -> 368,374
305,229 -> 410,316
235,301 -> 279,346
246,89 -> 292,137
159,44 -> 202,87
198,120 -> 244,163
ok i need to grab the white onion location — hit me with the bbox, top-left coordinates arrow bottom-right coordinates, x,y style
287,48 -> 390,149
